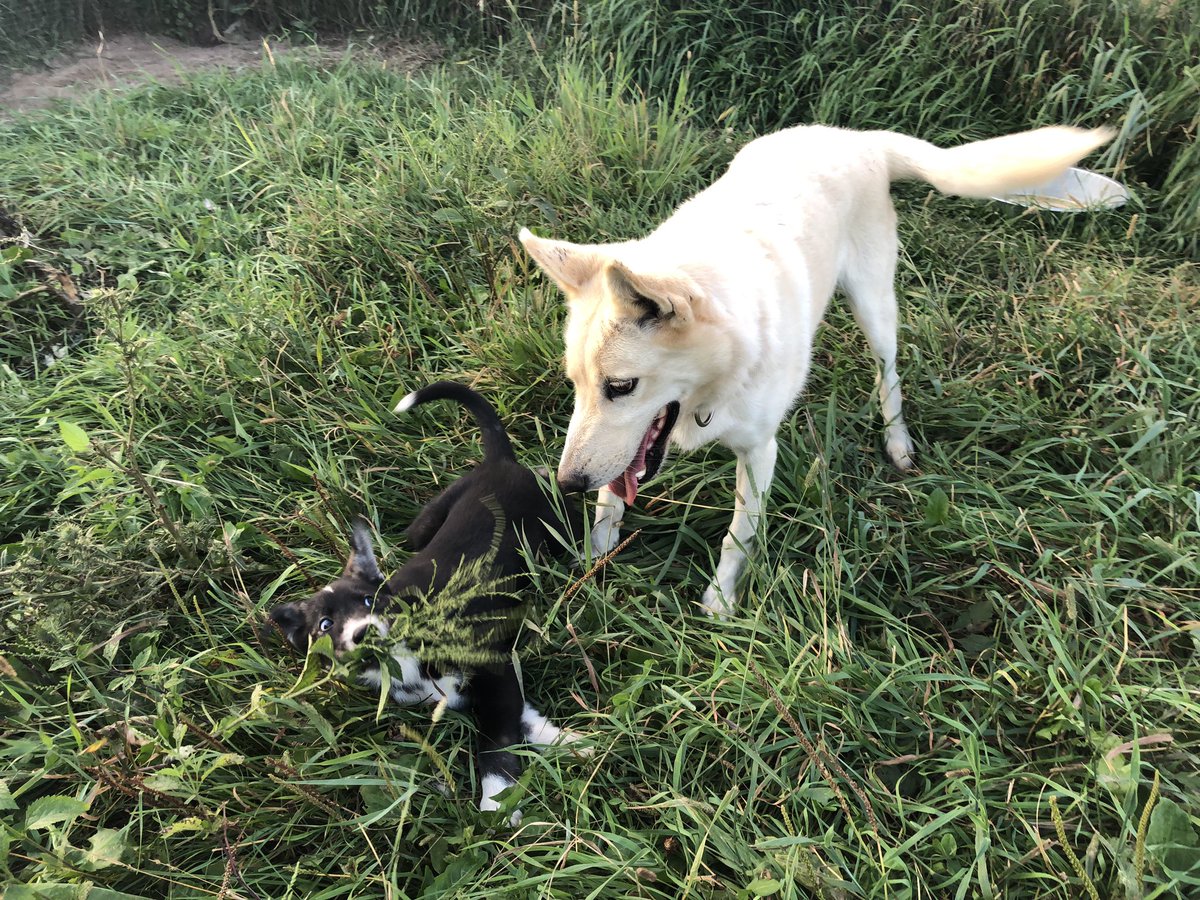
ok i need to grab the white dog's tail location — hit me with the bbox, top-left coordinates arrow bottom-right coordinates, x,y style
882,126 -> 1114,198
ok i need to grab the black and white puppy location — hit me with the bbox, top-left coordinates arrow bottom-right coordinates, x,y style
268,381 -> 580,817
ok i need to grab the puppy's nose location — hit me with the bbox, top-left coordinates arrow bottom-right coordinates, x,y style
352,625 -> 369,645
557,471 -> 590,494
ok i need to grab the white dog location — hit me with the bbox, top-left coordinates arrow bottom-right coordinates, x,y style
520,124 -> 1112,615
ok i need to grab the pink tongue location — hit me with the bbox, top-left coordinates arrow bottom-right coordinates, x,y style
609,469 -> 638,506
607,425 -> 654,506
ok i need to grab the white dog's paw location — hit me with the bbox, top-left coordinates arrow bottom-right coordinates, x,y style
701,583 -> 737,619
886,429 -> 916,472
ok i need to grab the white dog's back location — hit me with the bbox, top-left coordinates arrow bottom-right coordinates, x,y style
655,124 -> 1112,263
713,123 -> 1111,201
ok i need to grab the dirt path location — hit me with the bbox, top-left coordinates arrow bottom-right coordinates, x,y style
1,32 -> 438,114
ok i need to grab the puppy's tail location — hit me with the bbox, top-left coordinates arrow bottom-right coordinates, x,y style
395,381 -> 516,464
882,125 -> 1114,198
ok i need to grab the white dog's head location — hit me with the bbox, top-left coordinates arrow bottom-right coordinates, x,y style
521,227 -> 732,505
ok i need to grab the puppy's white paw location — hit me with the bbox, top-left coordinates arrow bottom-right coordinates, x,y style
522,705 -> 562,746
701,583 -> 737,619
558,728 -> 595,758
479,774 -> 521,827
478,795 -> 522,828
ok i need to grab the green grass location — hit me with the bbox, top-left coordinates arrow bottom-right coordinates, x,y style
2,16 -> 1199,900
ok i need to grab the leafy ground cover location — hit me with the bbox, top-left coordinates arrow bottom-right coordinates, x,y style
1,5 -> 1198,897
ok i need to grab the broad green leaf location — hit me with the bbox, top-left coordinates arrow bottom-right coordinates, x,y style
83,828 -> 127,870
59,420 -> 90,453
924,487 -> 950,526
1147,797 -> 1200,875
1,245 -> 34,264
745,878 -> 783,896
427,848 -> 487,893
142,774 -> 185,794
0,779 -> 16,810
162,816 -> 218,838
8,885 -> 154,900
25,794 -> 89,830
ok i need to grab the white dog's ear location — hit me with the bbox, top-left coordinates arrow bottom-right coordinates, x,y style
519,227 -> 607,294
607,261 -> 699,325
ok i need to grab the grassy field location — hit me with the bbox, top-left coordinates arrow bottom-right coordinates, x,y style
2,8 -> 1199,899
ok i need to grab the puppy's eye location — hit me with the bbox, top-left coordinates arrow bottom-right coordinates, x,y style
362,595 -> 373,607
318,617 -> 334,632
605,377 -> 638,399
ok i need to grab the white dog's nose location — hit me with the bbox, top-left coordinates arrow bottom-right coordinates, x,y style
557,470 -> 590,494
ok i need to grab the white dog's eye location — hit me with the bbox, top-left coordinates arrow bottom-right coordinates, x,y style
319,617 -> 334,632
605,377 -> 638,399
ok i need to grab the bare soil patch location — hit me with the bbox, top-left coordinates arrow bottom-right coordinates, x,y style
1,32 -> 439,114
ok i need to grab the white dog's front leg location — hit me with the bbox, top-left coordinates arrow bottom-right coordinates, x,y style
591,486 -> 625,557
701,438 -> 777,617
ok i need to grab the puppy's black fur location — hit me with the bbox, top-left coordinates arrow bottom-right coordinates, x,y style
268,381 -> 578,815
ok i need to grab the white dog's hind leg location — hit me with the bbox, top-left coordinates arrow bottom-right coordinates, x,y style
860,303 -> 915,470
591,486 -> 625,556
701,438 -> 778,617
878,363 -> 914,470
841,225 -> 915,471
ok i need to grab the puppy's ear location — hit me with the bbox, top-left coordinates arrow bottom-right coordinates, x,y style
344,517 -> 383,583
519,228 -> 608,295
607,262 -> 700,325
268,602 -> 307,649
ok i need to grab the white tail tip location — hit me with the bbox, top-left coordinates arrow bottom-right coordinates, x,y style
394,391 -> 418,413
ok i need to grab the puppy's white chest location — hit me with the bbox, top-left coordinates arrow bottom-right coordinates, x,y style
389,670 -> 466,709
365,646 -> 467,710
